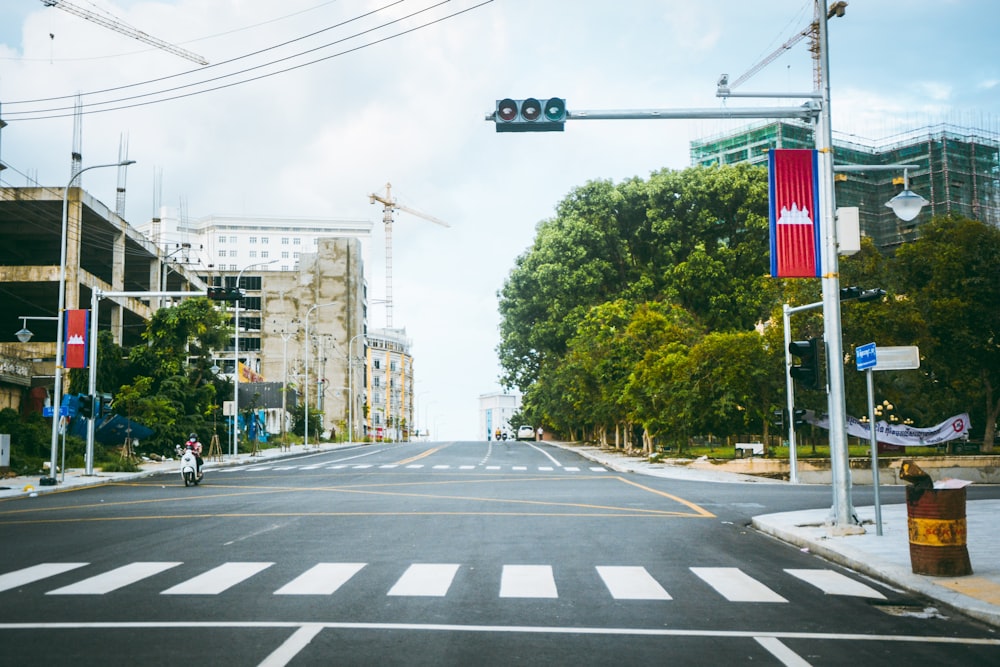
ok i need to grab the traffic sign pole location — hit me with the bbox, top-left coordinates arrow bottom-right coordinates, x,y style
865,367 -> 883,535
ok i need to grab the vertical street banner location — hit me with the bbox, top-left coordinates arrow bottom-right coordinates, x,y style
768,149 -> 822,278
63,309 -> 90,369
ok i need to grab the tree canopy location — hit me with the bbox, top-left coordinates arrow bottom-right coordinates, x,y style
498,164 -> 999,453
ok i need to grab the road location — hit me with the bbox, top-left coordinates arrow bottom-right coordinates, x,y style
1,440 -> 998,666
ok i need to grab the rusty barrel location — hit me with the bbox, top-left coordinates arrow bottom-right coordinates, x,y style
906,486 -> 972,577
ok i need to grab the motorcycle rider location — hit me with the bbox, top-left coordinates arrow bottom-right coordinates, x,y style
184,433 -> 203,478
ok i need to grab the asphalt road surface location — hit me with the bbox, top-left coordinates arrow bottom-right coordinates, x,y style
2,440 -> 998,666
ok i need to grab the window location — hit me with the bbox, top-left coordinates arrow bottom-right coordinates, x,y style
261,251 -> 269,258
281,237 -> 289,245
293,252 -> 300,259
262,237 -> 269,244
281,251 -> 289,259
229,250 -> 237,257
249,250 -> 257,258
293,238 -> 301,245
249,237 -> 258,244
229,236 -> 237,243
219,236 -> 226,244
218,250 -> 226,257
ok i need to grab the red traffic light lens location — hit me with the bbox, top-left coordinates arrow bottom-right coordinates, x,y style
520,98 -> 542,121
497,98 -> 518,122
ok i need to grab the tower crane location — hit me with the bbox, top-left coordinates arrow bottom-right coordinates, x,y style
369,183 -> 449,328
718,1 -> 846,93
41,0 -> 208,65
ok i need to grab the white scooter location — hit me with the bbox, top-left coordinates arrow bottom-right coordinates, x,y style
176,445 -> 203,486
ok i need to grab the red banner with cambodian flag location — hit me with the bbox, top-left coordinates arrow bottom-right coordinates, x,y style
63,309 -> 90,369
768,149 -> 822,278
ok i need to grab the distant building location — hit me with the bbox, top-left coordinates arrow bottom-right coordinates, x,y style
365,328 -> 414,442
479,392 -> 521,441
690,121 -> 1000,248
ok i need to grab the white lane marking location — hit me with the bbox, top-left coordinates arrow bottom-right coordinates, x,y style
459,465 -> 476,470
2,621 -> 999,648
500,565 -> 558,598
406,464 -> 424,469
512,466 -> 527,471
485,466 -> 501,470
300,466 -> 322,470
432,465 -> 451,469
564,467 -> 580,472
245,466 -> 273,471
538,466 -> 554,471
258,623 -> 325,667
47,562 -> 182,595
379,465 -> 398,469
274,563 -> 366,595
0,563 -> 89,593
387,564 -> 460,597
526,442 -> 563,466
162,562 -> 274,595
273,466 -> 298,471
589,467 -> 607,472
596,566 -> 672,600
326,465 -> 348,469
784,569 -> 886,599
352,464 -> 373,469
690,567 -> 787,603
754,636 -> 812,666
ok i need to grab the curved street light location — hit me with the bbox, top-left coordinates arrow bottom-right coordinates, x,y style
232,259 -> 277,457
48,160 -> 135,484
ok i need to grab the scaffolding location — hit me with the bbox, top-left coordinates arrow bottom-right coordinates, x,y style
690,121 -> 1000,249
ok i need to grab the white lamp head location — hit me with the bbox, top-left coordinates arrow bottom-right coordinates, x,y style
886,189 -> 928,222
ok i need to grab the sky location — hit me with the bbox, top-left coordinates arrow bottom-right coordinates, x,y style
1,0 -> 998,440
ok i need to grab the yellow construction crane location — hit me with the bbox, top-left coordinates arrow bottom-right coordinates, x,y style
369,183 -> 449,328
42,0 -> 208,65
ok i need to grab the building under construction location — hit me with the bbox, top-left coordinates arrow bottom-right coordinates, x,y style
690,121 -> 1000,249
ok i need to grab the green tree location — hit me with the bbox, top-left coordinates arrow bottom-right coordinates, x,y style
889,216 -> 1000,451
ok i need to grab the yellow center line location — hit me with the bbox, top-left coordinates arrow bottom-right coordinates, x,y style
394,444 -> 449,465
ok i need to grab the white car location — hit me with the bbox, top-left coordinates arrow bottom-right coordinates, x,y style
516,425 -> 535,441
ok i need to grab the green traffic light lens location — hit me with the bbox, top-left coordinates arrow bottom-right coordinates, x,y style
544,97 -> 566,122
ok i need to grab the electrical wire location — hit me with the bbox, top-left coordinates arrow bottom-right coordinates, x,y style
4,0 -> 493,121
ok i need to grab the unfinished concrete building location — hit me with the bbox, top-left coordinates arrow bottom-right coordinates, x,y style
690,121 -> 1000,248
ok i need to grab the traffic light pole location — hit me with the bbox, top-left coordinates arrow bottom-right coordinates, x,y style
783,300 -> 822,485
84,288 -> 207,475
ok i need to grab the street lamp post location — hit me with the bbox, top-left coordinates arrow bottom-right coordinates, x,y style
48,160 -> 135,484
347,332 -> 367,443
303,302 -> 338,448
232,259 -> 276,457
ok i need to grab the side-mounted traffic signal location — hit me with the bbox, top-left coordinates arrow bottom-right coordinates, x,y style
77,394 -> 94,420
789,337 -> 823,390
792,408 -> 808,428
495,97 -> 566,132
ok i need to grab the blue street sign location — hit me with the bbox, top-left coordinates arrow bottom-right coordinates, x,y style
856,342 -> 877,371
42,406 -> 70,417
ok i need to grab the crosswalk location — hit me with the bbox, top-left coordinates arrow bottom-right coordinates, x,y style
212,464 -> 607,474
0,561 -> 886,603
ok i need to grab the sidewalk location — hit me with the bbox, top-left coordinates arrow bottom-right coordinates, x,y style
551,442 -> 1000,629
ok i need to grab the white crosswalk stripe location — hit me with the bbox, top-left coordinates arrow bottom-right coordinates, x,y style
2,561 -> 884,604
47,562 -> 182,595
0,563 -> 89,593
690,567 -> 787,602
161,562 -> 274,595
589,467 -> 607,472
388,564 -> 461,597
596,566 -> 672,600
274,563 -> 366,595
784,569 -> 886,599
500,565 -> 558,598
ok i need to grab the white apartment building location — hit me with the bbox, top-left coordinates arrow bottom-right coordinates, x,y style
479,392 -> 521,441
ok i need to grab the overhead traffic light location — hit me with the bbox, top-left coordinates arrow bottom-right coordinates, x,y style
207,286 -> 244,302
792,408 -> 807,428
494,97 -> 566,132
789,338 -> 822,390
840,286 -> 886,303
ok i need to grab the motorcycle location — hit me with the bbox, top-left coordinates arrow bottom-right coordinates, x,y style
176,445 -> 203,486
